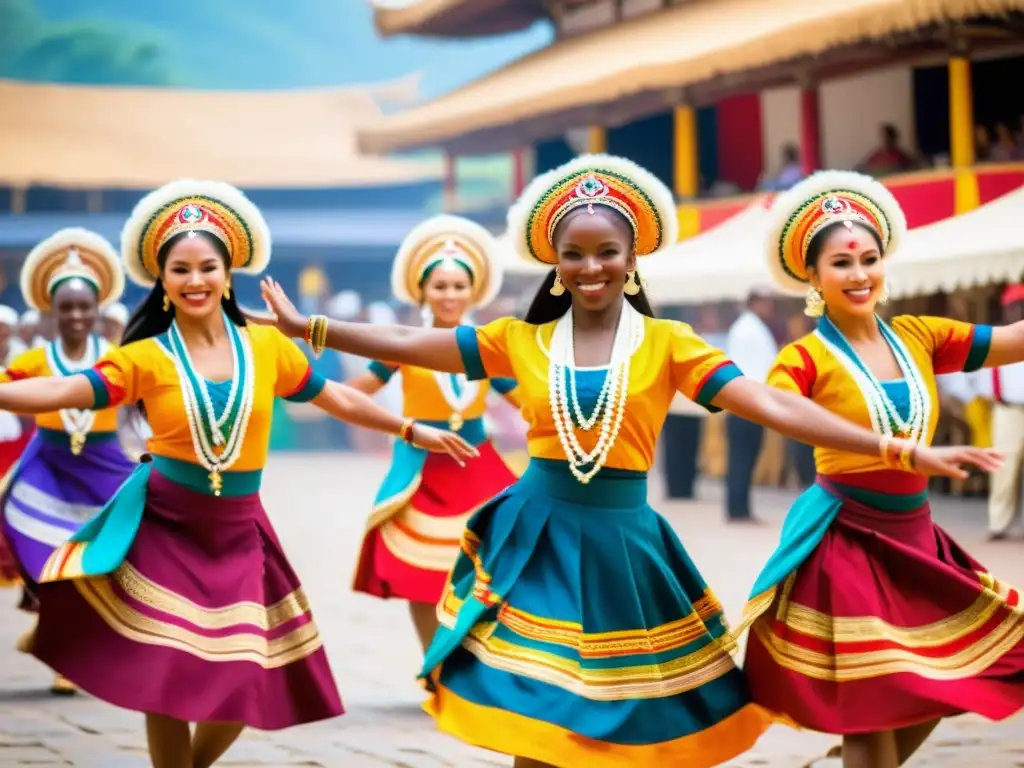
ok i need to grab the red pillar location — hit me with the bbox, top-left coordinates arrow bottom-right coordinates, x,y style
799,87 -> 822,175
512,149 -> 526,197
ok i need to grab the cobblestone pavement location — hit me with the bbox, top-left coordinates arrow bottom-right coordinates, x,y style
1,453 -> 1022,767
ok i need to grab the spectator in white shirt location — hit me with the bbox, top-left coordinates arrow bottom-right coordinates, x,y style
949,286 -> 1024,539
662,305 -> 727,499
724,287 -> 779,521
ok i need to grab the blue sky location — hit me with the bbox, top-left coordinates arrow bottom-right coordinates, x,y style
24,0 -> 552,98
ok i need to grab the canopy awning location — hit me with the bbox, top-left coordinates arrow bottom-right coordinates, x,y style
359,0 -> 1024,154
372,0 -> 543,37
643,185 -> 1024,304
0,78 -> 440,189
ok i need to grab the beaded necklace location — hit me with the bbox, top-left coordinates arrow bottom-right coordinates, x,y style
161,313 -> 255,495
816,314 -> 930,443
547,300 -> 643,484
45,334 -> 106,456
433,371 -> 478,431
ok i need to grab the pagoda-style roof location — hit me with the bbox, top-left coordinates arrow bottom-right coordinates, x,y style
0,77 -> 440,189
372,0 -> 548,38
360,0 -> 1024,155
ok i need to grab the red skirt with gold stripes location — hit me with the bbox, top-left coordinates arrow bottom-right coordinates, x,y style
743,472 -> 1024,733
353,441 -> 515,604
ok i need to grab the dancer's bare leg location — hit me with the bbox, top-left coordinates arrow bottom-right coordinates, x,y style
843,731 -> 898,768
146,713 -> 192,768
191,721 -> 244,767
895,719 -> 941,765
409,602 -> 440,653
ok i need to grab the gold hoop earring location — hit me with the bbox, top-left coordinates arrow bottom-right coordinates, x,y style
804,287 -> 824,318
162,293 -> 171,313
624,270 -> 641,296
549,271 -> 566,296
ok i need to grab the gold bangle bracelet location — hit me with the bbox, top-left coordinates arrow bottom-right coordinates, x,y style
399,419 -> 415,443
309,315 -> 328,359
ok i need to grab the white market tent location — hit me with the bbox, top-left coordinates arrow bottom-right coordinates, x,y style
642,186 -> 1024,303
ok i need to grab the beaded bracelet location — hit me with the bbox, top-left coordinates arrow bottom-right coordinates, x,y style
398,419 -> 416,444
305,315 -> 329,359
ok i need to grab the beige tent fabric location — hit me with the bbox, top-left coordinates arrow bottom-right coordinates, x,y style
361,0 -> 1024,152
0,79 -> 440,188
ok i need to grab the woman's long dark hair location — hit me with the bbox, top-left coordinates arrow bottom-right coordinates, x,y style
121,230 -> 247,347
120,230 -> 247,421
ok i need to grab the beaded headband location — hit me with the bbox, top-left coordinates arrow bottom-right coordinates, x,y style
765,170 -> 907,295
21,228 -> 124,313
391,215 -> 503,309
120,179 -> 271,287
507,153 -> 678,266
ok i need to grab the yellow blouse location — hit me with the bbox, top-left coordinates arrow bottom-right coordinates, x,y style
85,324 -> 324,472
1,344 -> 120,433
456,315 -> 740,472
367,359 -> 518,421
768,315 -> 991,476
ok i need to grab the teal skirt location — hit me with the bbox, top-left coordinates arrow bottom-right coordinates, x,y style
420,458 -> 769,767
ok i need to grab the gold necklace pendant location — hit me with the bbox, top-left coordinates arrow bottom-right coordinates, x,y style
208,469 -> 223,497
69,433 -> 85,456
448,413 -> 464,431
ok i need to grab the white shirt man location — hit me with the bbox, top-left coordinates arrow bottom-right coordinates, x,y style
948,363 -> 1024,538
722,290 -> 778,521
726,308 -> 778,384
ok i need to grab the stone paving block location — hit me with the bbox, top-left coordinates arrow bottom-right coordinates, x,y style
0,744 -> 65,763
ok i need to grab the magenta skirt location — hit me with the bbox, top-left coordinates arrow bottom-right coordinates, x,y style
32,462 -> 343,730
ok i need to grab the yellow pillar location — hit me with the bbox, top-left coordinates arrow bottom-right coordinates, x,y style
673,105 -> 700,240
948,55 -> 979,214
586,126 -> 606,154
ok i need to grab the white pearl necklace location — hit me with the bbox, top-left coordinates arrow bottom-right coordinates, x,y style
815,316 -> 930,445
161,316 -> 255,495
547,301 -> 642,484
45,335 -> 106,455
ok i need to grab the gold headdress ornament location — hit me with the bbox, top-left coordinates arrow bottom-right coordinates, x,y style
20,228 -> 124,313
120,179 -> 271,287
391,214 -> 503,308
765,170 -> 907,295
506,153 -> 678,266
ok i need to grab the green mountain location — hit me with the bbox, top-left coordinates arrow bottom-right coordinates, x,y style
4,0 -> 551,98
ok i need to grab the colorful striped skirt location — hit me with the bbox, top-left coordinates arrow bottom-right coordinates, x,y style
32,456 -> 343,730
740,471 -> 1024,733
354,418 -> 516,604
1,429 -> 134,607
421,458 -> 770,767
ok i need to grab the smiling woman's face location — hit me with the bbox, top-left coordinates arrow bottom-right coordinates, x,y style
808,222 -> 885,319
553,207 -> 635,312
52,279 -> 98,345
422,261 -> 473,326
162,235 -> 228,320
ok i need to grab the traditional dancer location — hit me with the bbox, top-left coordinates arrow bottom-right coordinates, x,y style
252,154 -> 996,768
0,228 -> 132,695
0,180 -> 476,768
348,215 -> 520,652
738,170 -> 1021,768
